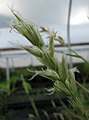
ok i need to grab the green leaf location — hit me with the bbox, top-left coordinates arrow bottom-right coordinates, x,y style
21,75 -> 32,95
0,81 -> 10,93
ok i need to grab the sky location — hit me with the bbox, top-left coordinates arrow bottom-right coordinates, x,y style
0,0 -> 89,48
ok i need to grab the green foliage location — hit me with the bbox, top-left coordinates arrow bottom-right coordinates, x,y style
21,75 -> 32,95
0,80 -> 15,120
21,75 -> 41,119
0,81 -> 10,93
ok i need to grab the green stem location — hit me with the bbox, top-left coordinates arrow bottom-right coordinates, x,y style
28,95 -> 41,120
76,81 -> 89,94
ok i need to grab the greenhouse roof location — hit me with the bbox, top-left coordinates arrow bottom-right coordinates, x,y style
0,0 -> 89,47
0,0 -> 89,68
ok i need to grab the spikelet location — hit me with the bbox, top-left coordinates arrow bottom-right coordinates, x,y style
54,80 -> 70,95
35,69 -> 60,82
11,8 -> 24,22
48,36 -> 54,57
61,54 -> 68,81
57,36 -> 65,46
21,46 -> 43,57
11,10 -> 45,48
69,68 -> 77,95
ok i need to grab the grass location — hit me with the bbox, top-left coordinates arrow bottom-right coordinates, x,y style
10,9 -> 89,120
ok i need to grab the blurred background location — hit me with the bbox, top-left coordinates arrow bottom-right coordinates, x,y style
0,0 -> 89,47
0,0 -> 89,67
0,0 -> 89,120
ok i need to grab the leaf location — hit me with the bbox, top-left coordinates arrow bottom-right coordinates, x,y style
0,81 -> 10,93
69,49 -> 89,64
55,49 -> 89,65
21,75 -> 32,95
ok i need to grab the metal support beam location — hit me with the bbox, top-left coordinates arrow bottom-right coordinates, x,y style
6,57 -> 10,82
67,0 -> 73,68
